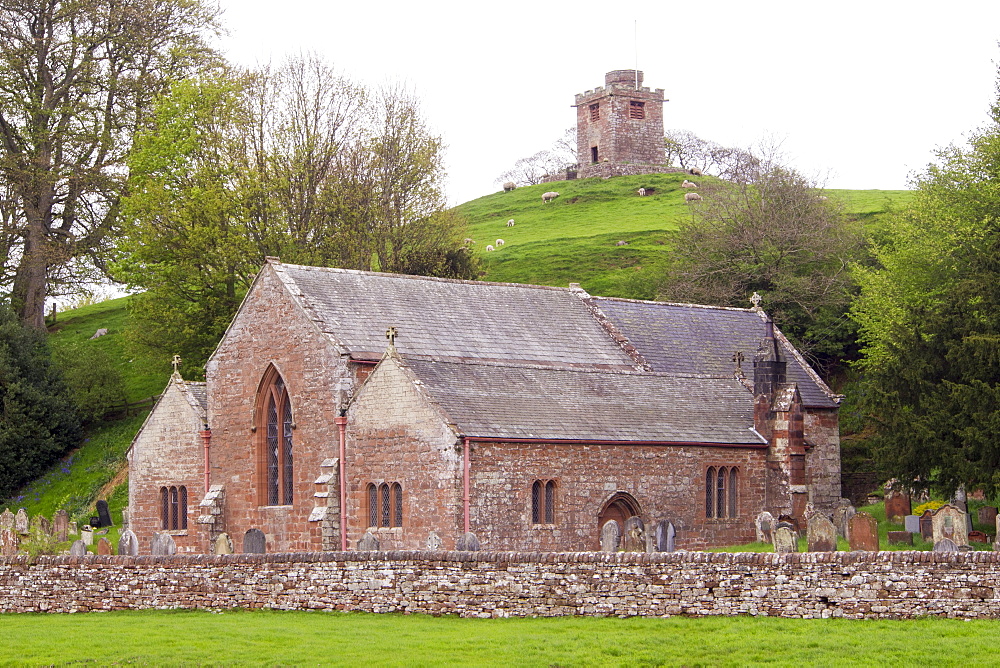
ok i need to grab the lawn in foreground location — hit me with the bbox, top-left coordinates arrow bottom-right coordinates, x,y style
3,609 -> 1000,667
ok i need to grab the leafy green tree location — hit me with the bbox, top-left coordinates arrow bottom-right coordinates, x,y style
0,0 -> 221,329
852,84 -> 1000,495
0,303 -> 80,499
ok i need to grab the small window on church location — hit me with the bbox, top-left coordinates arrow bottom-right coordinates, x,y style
160,485 -> 187,530
706,467 -> 738,519
629,101 -> 645,119
591,146 -> 599,164
589,103 -> 600,121
532,479 -> 556,524
366,481 -> 403,528
705,468 -> 715,518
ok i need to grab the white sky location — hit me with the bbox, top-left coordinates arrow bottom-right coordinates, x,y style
217,0 -> 1000,205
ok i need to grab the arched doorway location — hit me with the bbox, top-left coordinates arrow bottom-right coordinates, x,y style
597,491 -> 642,548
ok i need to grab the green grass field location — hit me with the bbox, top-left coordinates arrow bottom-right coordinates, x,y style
2,609 -> 999,666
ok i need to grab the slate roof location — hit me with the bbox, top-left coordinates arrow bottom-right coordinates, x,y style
185,382 -> 208,416
589,297 -> 839,408
275,263 -> 636,369
405,357 -> 764,445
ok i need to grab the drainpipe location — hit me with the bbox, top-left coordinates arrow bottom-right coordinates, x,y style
335,415 -> 348,551
463,437 -> 471,534
199,427 -> 212,493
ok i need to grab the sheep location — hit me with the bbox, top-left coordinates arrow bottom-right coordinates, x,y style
816,196 -> 829,201
615,240 -> 628,246
681,179 -> 698,189
541,191 -> 559,203
503,182 -> 516,192
637,188 -> 646,197
507,219 -> 515,227
463,237 -> 475,245
689,167 -> 703,176
496,239 -> 505,246
684,192 -> 703,203
486,244 -> 495,251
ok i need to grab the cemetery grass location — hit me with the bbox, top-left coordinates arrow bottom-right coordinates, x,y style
4,609 -> 1000,667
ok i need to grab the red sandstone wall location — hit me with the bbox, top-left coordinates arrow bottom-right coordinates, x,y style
470,441 -> 767,551
206,265 -> 348,553
575,75 -> 666,170
127,380 -> 206,554
804,408 -> 842,510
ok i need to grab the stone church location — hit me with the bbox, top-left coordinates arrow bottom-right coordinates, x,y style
127,258 -> 842,554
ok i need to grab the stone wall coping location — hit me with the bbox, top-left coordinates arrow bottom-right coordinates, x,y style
3,549 -> 996,568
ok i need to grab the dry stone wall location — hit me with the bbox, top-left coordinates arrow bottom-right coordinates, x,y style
3,551 -> 1000,619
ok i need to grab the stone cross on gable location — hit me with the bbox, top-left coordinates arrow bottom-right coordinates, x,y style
732,351 -> 745,371
172,354 -> 182,374
386,327 -> 398,346
750,292 -> 762,309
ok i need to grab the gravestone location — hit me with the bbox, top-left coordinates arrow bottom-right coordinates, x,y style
653,520 -> 675,553
600,520 -> 621,552
243,528 -> 266,554
97,537 -> 113,555
832,503 -> 856,539
53,510 -> 69,541
80,527 -> 94,546
0,528 -> 18,556
425,531 -> 442,550
69,521 -> 78,537
951,489 -> 974,533
888,531 -> 913,546
151,532 -> 177,556
69,540 -> 88,557
15,508 -> 28,535
37,515 -> 51,536
903,515 -> 920,534
95,500 -> 113,528
773,526 -> 797,554
807,513 -> 837,552
919,510 -> 934,541
214,532 -> 233,555
884,489 -> 911,523
978,506 -> 999,528
934,538 -> 958,552
931,504 -> 969,547
121,508 -> 129,531
117,529 -> 139,557
456,532 -> 480,551
0,508 -> 13,531
754,511 -> 774,543
969,530 -> 988,544
356,532 -> 379,551
622,516 -> 645,552
848,512 -> 879,552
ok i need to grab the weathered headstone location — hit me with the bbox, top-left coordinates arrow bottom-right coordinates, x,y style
884,489 -> 911,523
37,515 -> 51,536
69,540 -> 87,556
243,528 -> 266,554
832,502 -> 856,539
425,531 -> 442,550
151,532 -> 176,556
117,529 -> 139,557
80,526 -> 94,546
969,530 -> 989,544
600,520 -> 621,552
934,538 -> 958,552
903,515 -> 920,534
978,506 -> 999,528
95,500 -> 113,528
14,508 -> 28,535
97,537 -> 113,555
888,531 -> 913,546
68,521 -> 78,537
120,508 -> 130,531
951,489 -> 974,533
53,510 -> 69,542
653,520 -> 675,553
622,516 -> 645,552
807,513 -> 837,552
848,512 -> 879,552
754,511 -> 774,543
356,532 -> 379,551
773,526 -> 798,554
456,532 -> 480,551
0,508 -> 13,531
931,504 -> 969,547
919,510 -> 934,541
0,528 -> 18,556
213,532 -> 233,555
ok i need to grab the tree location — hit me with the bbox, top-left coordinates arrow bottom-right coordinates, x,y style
0,303 -> 80,499
663,129 -> 752,177
852,78 -> 1000,495
658,151 -> 861,371
0,0 -> 220,329
496,127 -> 577,186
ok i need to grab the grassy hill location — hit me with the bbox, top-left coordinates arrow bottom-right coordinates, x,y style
457,173 -> 912,298
1,175 -> 913,539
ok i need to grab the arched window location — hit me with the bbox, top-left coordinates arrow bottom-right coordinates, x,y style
531,479 -> 557,525
160,487 -> 169,530
160,485 -> 188,530
706,467 -> 739,519
258,369 -> 294,506
705,467 -> 716,518
365,481 -> 403,528
729,468 -> 739,518
717,467 -> 727,519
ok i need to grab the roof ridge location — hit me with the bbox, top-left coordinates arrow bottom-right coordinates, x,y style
402,355 -> 740,381
590,294 -> 756,312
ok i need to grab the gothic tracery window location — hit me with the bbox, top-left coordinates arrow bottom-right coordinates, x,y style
259,370 -> 294,506
706,467 -> 739,519
365,482 -> 403,528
